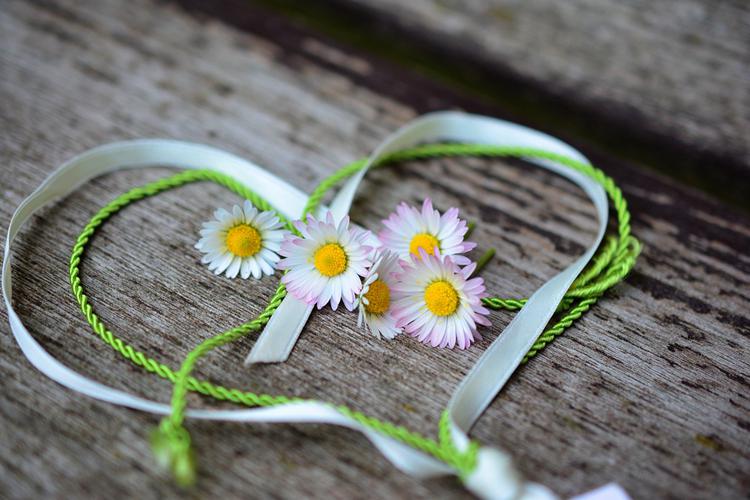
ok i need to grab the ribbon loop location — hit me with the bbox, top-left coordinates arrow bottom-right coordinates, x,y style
465,447 -> 559,500
3,113 -> 623,499
249,111 -> 604,367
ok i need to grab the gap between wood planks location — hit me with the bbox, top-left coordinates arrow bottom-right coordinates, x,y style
175,0 -> 750,213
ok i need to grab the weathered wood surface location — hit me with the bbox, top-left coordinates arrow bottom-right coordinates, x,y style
315,0 -> 750,188
1,1 -> 749,499
335,0 -> 750,163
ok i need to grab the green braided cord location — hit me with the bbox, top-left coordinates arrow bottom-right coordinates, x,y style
68,144 -> 640,486
68,168 -> 476,485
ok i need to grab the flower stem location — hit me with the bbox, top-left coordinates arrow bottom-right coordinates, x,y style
473,248 -> 496,276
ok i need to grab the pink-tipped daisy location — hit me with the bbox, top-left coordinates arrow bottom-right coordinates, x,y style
379,198 -> 476,265
351,225 -> 382,260
278,212 -> 373,311
392,249 -> 491,349
195,201 -> 287,279
357,250 -> 402,340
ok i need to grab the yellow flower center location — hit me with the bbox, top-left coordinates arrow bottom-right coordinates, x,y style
364,279 -> 390,315
424,280 -> 459,317
225,224 -> 262,257
314,243 -> 348,277
409,233 -> 440,257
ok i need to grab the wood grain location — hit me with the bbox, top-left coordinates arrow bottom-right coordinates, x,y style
1,1 -> 749,499
320,0 -> 750,173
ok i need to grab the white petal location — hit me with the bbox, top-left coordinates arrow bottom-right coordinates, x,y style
330,279 -> 342,309
214,253 -> 234,274
226,257 -> 242,278
240,259 -> 252,279
233,204 -> 244,221
320,284 -> 335,309
249,258 -> 262,279
214,207 -> 232,222
258,257 -> 275,276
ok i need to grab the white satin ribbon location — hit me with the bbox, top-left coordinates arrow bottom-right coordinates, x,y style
3,114 -> 625,499
250,112 -> 602,370
243,111 -> 613,498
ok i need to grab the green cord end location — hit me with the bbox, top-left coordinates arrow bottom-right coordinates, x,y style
437,410 -> 480,480
150,421 -> 196,487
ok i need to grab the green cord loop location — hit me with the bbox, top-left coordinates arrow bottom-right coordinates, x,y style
68,144 -> 640,485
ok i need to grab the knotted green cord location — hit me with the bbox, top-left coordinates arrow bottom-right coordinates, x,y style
68,145 -> 641,486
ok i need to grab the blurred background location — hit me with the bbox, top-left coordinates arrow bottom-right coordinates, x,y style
207,0 -> 750,209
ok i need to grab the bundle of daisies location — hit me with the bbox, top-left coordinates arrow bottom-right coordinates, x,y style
196,199 -> 491,349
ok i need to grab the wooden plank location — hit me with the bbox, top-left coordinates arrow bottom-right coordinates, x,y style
334,0 -> 750,164
1,1 -> 748,499
246,0 -> 750,209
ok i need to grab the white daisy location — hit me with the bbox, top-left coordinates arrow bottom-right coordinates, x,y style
392,249 -> 491,349
357,250 -> 402,340
379,198 -> 476,265
278,212 -> 373,311
195,200 -> 287,279
351,225 -> 382,260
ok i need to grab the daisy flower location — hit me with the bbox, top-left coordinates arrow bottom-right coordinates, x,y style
357,250 -> 402,340
195,201 -> 287,279
392,249 -> 491,349
278,212 -> 373,311
351,225 -> 382,260
379,198 -> 476,265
